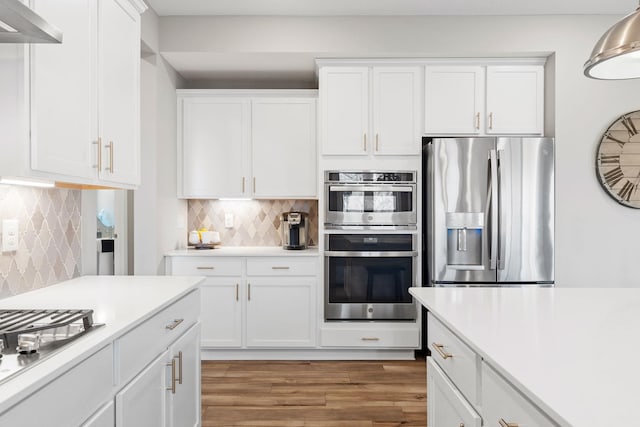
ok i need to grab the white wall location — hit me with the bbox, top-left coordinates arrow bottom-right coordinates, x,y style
157,14 -> 640,287
135,7 -> 186,275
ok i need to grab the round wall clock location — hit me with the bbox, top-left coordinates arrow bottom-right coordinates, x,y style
596,110 -> 640,208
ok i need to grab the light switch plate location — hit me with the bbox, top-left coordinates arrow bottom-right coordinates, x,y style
224,213 -> 234,229
2,219 -> 18,252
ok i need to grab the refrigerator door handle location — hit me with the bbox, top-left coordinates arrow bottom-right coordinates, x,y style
488,149 -> 499,270
497,149 -> 505,270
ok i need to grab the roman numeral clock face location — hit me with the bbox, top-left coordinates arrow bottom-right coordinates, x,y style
596,111 -> 640,208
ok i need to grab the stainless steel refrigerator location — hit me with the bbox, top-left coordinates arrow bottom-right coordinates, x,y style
425,137 -> 554,286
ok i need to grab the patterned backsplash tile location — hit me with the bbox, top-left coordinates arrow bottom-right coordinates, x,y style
187,199 -> 318,247
0,186 -> 82,298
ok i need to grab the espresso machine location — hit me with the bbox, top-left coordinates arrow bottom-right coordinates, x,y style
280,212 -> 309,250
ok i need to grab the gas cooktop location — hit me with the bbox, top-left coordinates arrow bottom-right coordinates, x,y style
0,309 -> 103,384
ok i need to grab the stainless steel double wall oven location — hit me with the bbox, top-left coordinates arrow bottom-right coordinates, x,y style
324,171 -> 418,321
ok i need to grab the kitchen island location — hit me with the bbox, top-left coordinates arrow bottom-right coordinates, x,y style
409,286 -> 640,427
0,275 -> 203,427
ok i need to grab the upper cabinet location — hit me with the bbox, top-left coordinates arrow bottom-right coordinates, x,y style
320,65 -> 422,156
177,90 -> 317,199
424,64 -> 544,136
0,0 -> 144,188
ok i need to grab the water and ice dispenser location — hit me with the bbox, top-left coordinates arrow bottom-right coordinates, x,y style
445,212 -> 484,269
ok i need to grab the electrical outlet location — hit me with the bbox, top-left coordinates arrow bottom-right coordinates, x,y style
2,219 -> 18,252
224,212 -> 234,229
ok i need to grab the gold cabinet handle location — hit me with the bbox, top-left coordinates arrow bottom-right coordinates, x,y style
475,112 -> 480,130
253,177 -> 256,193
431,342 -> 453,359
93,138 -> 102,170
363,133 -> 367,151
489,112 -> 494,130
499,419 -> 518,427
107,141 -> 114,172
271,266 -> 290,270
460,424 -> 465,427
175,351 -> 183,385
375,134 -> 379,151
166,358 -> 177,394
236,283 -> 239,301
248,283 -> 251,301
166,318 -> 184,330
196,266 -> 214,270
242,177 -> 245,193
361,337 -> 380,341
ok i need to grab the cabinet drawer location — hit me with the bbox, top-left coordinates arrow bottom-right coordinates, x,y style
0,344 -> 113,427
117,289 -> 200,385
246,257 -> 317,276
482,362 -> 559,427
320,327 -> 419,348
169,257 -> 242,276
427,357 -> 481,427
428,312 -> 480,405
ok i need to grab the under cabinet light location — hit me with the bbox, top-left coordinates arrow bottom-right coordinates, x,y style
219,198 -> 252,201
0,177 -> 54,188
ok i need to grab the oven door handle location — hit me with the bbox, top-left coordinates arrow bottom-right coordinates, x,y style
329,185 -> 414,192
324,250 -> 418,257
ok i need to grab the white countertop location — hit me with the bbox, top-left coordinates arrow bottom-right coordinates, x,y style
166,246 -> 319,257
409,286 -> 640,427
0,275 -> 203,413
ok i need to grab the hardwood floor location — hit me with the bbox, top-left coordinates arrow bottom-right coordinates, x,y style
201,357 -> 427,427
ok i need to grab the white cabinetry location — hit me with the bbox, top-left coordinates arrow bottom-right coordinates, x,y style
320,65 -> 422,156
0,345 -> 114,427
0,0 -> 144,188
82,402 -> 115,427
115,290 -> 201,427
427,358 -> 481,427
427,313 -> 558,427
177,90 -> 317,199
166,255 -> 318,349
424,64 -> 544,135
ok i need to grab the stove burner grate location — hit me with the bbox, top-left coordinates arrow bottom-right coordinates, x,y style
0,309 -> 94,349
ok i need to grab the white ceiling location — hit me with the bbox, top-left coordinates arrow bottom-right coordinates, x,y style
146,0 -> 635,17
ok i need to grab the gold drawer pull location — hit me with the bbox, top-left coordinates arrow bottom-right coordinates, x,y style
236,283 -> 239,301
475,112 -> 480,129
176,351 -> 183,385
197,266 -> 214,270
166,318 -> 184,330
361,337 -> 380,341
431,342 -> 453,359
499,419 -> 518,427
271,266 -> 290,270
166,358 -> 177,394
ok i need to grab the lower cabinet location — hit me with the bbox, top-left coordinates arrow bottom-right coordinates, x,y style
246,277 -> 315,347
82,402 -> 115,427
167,255 -> 318,350
427,357 -> 481,427
427,313 -> 559,427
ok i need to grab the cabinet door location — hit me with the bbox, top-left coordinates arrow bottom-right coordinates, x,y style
427,357 -> 481,427
251,98 -> 317,198
179,97 -> 250,198
372,66 -> 421,155
116,349 -> 169,427
320,67 -> 369,155
246,277 -> 316,347
98,0 -> 140,186
486,65 -> 544,135
30,0 -> 96,180
200,278 -> 242,348
82,402 -> 114,427
169,323 -> 201,427
424,66 -> 484,135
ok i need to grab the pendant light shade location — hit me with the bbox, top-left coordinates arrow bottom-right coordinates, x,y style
584,6 -> 640,79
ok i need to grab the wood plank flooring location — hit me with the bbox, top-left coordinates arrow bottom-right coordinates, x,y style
201,357 -> 427,427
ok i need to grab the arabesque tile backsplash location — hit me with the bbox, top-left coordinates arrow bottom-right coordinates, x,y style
188,199 -> 318,247
0,186 -> 82,298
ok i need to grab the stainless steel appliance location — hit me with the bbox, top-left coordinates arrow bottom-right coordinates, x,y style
324,171 -> 417,229
325,233 -> 418,320
281,211 -> 309,250
425,137 -> 554,286
0,309 -> 102,384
